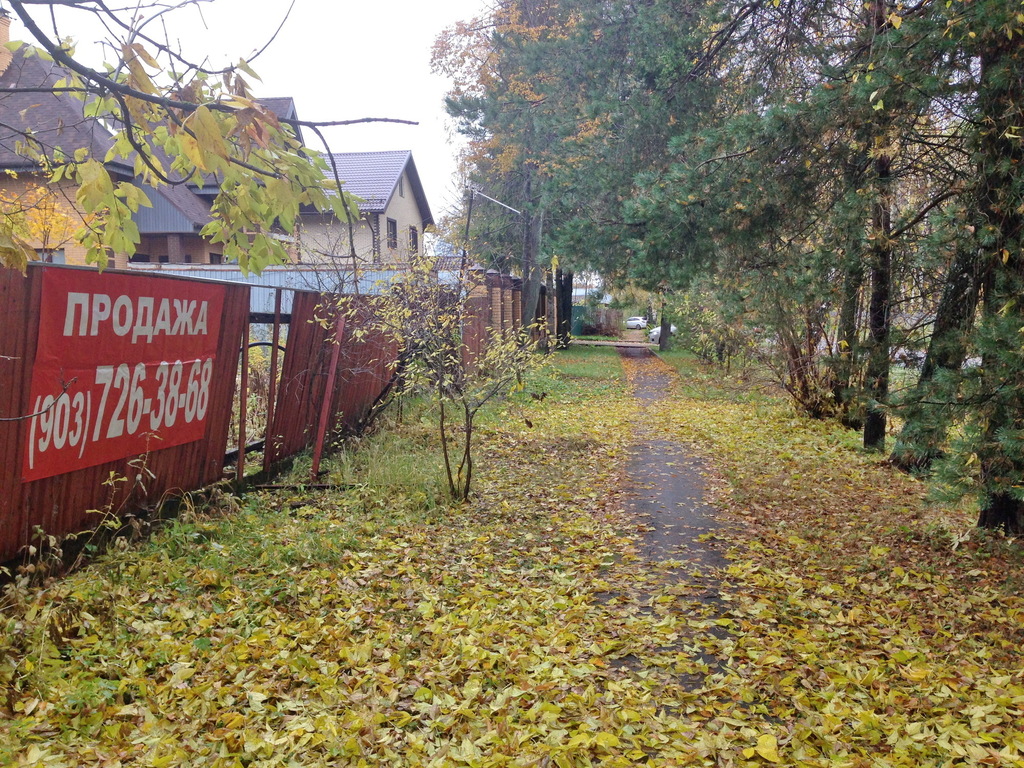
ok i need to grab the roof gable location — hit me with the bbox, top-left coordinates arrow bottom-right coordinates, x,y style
326,150 -> 433,227
259,97 -> 303,144
261,97 -> 298,121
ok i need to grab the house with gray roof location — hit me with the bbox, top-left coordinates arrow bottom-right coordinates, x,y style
128,149 -> 438,304
300,150 -> 434,267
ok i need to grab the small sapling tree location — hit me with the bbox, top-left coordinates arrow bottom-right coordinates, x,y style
364,256 -> 544,501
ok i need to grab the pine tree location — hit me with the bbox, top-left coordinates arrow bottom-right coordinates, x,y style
943,0 -> 1024,532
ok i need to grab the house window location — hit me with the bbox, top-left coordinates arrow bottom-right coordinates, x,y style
386,218 -> 398,250
409,226 -> 418,253
129,253 -> 151,263
209,253 -> 223,264
36,249 -> 65,264
398,177 -> 405,197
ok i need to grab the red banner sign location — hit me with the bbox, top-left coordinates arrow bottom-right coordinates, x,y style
23,269 -> 226,482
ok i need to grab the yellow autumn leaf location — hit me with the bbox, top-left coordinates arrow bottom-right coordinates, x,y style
178,134 -> 208,172
190,105 -> 228,157
902,666 -> 930,682
755,734 -> 781,763
595,732 -> 621,748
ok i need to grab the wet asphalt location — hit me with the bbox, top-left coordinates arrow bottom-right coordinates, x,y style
617,347 -> 726,574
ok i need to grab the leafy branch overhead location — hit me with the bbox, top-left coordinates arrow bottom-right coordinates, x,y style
0,1 -> 375,273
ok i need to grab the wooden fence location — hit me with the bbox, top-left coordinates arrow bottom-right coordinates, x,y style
0,264 -> 521,563
0,265 -> 247,563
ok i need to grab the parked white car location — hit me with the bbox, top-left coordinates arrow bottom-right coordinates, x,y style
649,324 -> 677,344
625,316 -> 648,329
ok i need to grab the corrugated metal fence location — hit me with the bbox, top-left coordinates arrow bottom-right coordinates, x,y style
0,264 -> 521,563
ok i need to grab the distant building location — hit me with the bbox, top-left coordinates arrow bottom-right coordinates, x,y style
300,150 -> 434,268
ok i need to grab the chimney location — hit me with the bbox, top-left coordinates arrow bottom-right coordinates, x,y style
0,11 -> 12,77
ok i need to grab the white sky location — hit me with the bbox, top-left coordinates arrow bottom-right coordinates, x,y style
9,0 -> 488,223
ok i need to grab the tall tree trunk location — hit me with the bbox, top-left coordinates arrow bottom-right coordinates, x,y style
833,255 -> 865,430
658,296 -> 670,352
520,172 -> 544,333
973,27 -> 1024,533
890,242 -> 981,470
521,211 -> 545,330
832,163 -> 871,430
863,172 -> 892,450
555,269 -> 573,347
543,267 -> 556,350
862,0 -> 894,451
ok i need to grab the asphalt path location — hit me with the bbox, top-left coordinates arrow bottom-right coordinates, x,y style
618,346 -> 726,575
613,346 -> 729,686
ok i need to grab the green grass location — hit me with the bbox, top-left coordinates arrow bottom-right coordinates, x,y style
246,346 -> 627,519
525,346 -> 628,404
549,345 -> 626,379
653,346 -> 782,406
648,345 -> 696,371
257,348 -> 627,524
270,398 -> 450,514
570,333 -> 621,341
